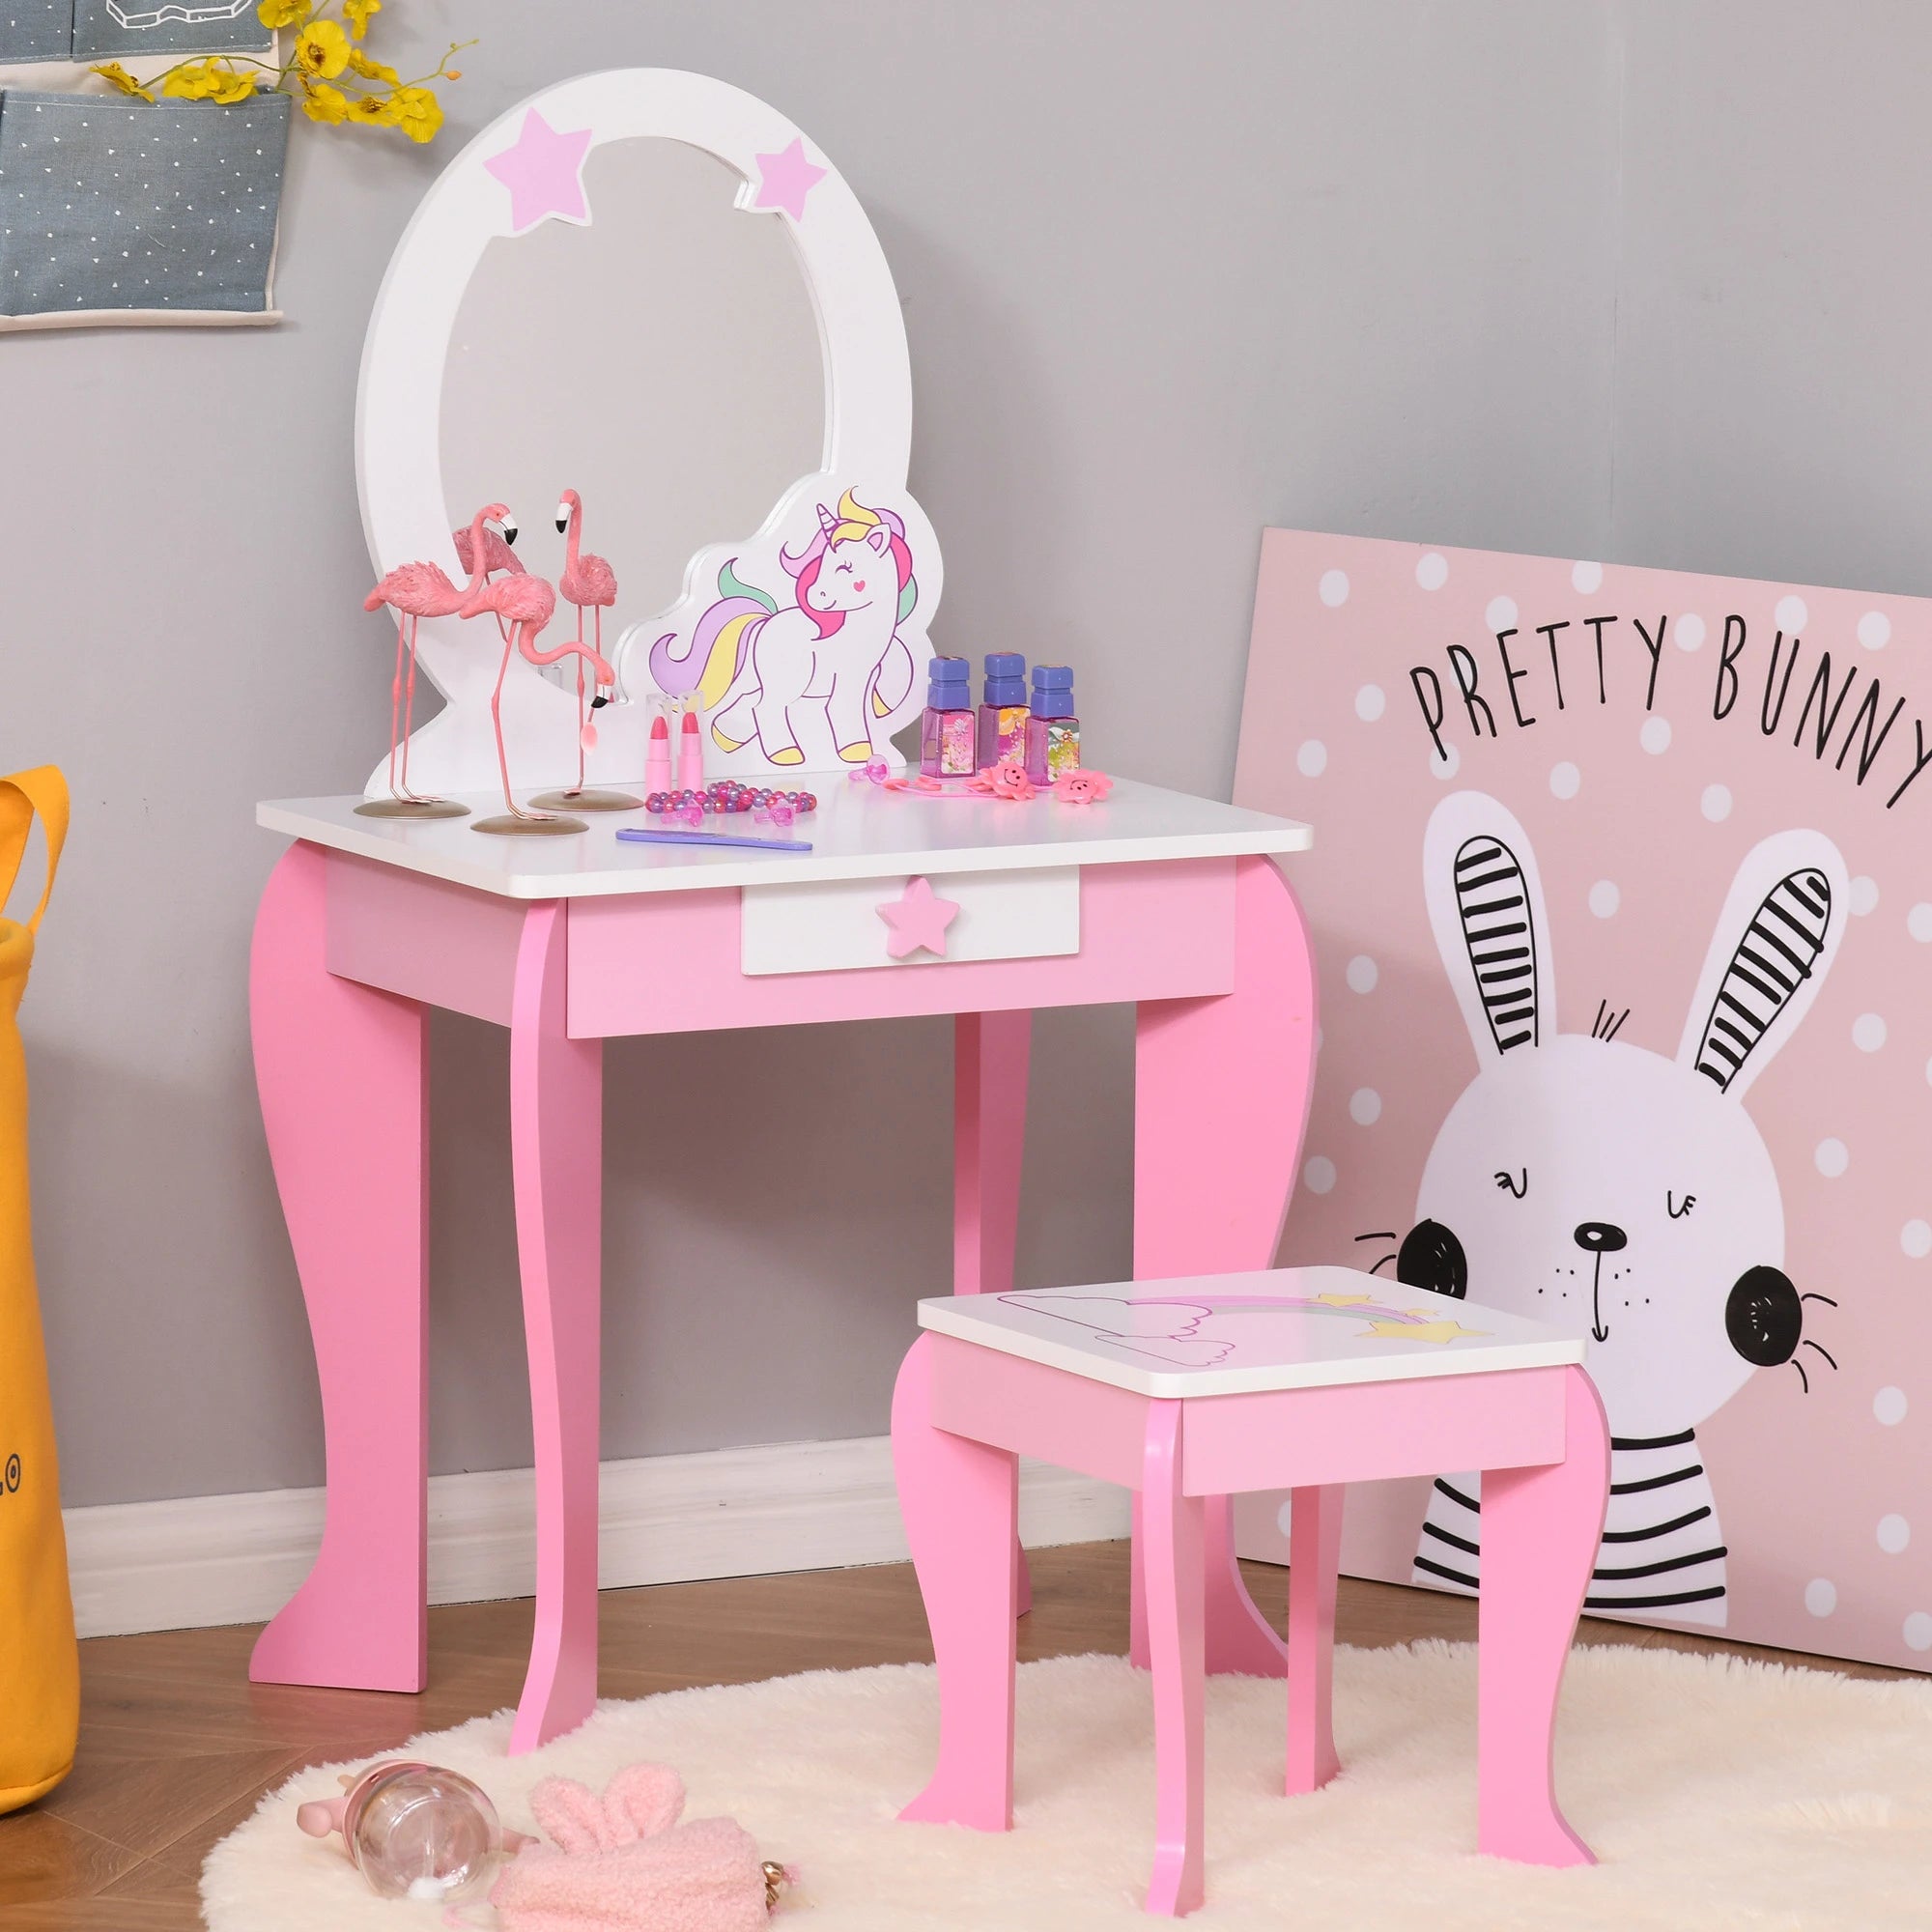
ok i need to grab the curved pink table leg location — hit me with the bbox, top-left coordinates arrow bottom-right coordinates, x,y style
1477,1366 -> 1611,1866
894,1334 -> 1019,1832
1284,1483 -> 1343,1795
1142,1402 -> 1205,1918
1131,856 -> 1317,1677
954,1009 -> 1034,1615
508,901 -> 606,1754
249,841 -> 430,1694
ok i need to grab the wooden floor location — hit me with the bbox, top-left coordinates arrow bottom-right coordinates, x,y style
1,1541 -> 1908,1928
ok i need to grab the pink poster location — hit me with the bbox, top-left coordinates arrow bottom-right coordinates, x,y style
1231,528 -> 1932,1670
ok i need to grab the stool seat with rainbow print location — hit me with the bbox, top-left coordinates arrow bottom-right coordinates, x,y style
889,1265 -> 1608,1918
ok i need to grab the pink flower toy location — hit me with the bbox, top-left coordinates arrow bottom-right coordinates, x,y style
1055,769 -> 1114,805
296,1759 -> 531,1905
970,757 -> 1036,802
489,1763 -> 793,1932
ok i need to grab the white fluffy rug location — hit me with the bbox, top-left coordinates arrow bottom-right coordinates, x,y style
204,1643 -> 1932,1930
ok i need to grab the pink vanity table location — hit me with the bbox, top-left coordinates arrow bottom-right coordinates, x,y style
245,777 -> 1319,1751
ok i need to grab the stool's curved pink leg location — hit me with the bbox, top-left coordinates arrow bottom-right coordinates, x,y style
1477,1365 -> 1610,1866
1142,1402 -> 1205,1918
508,901 -> 605,1754
894,1334 -> 1018,1832
954,1009 -> 1034,1614
1285,1483 -> 1344,1794
1131,856 -> 1317,1677
248,841 -> 430,1693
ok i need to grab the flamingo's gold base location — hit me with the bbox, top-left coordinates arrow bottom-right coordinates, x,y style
526,789 -> 644,812
354,798 -> 469,820
470,814 -> 588,837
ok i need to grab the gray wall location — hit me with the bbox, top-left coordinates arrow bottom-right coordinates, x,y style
6,1 -> 1908,1509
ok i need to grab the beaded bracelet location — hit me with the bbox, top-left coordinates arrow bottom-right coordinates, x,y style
644,781 -> 819,827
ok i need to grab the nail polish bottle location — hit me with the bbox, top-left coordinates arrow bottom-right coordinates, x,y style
1025,665 -> 1080,784
921,656 -> 977,778
977,652 -> 1030,770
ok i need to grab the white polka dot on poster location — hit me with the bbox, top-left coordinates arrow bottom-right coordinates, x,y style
1859,611 -> 1890,649
1702,783 -> 1733,822
1909,903 -> 1932,942
1804,1577 -> 1836,1617
1416,552 -> 1448,590
1589,881 -> 1619,918
1853,1013 -> 1888,1052
1303,1156 -> 1336,1196
1640,718 -> 1671,754
1676,613 -> 1707,652
1346,954 -> 1378,994
1319,569 -> 1350,608
1550,761 -> 1581,800
1875,1386 -> 1909,1425
1571,560 -> 1603,593
1431,745 -> 1460,780
1879,1514 -> 1911,1555
1486,595 -> 1518,631
1815,1138 -> 1850,1179
1849,876 -> 1880,917
1906,1612 -> 1932,1653
1775,594 -> 1808,632
1296,740 -> 1327,777
1903,1221 -> 1932,1261
1275,1497 -> 1293,1536
1355,684 -> 1386,723
1350,1088 -> 1382,1125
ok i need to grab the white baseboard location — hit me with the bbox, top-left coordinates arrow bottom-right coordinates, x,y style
62,1435 -> 1131,1640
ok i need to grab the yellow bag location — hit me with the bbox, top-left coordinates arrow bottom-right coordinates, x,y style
0,766 -> 77,1812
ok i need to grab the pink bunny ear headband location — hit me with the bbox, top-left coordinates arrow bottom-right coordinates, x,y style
464,1762 -> 795,1932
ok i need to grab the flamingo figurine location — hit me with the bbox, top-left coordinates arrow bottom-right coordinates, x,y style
458,516 -> 619,837
530,488 -> 639,813
355,500 -> 511,820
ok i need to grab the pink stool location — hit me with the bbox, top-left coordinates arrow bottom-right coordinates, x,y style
891,1266 -> 1610,1917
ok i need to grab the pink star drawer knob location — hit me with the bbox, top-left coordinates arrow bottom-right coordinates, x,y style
877,876 -> 960,959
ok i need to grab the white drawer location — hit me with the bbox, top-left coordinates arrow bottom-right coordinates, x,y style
740,867 -> 1080,975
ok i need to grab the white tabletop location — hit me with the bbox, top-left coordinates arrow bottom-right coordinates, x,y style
258,777 -> 1313,900
919,1267 -> 1586,1399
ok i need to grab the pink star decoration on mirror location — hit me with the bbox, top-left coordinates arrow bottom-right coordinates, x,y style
752,136 -> 827,221
485,109 -> 594,234
877,876 -> 959,960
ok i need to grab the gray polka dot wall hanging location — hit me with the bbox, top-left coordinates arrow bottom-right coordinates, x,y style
0,0 -> 71,66
0,85 -> 288,327
0,3 -> 469,330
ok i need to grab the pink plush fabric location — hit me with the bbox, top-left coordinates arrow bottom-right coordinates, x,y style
489,1765 -> 773,1932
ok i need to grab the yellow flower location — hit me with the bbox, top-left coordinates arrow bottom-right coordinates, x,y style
301,81 -> 349,124
206,62 -> 256,103
256,0 -> 306,25
346,48 -> 397,82
161,60 -> 220,99
91,61 -> 154,100
389,84 -> 443,144
294,19 -> 350,79
343,0 -> 381,39
346,91 -> 399,127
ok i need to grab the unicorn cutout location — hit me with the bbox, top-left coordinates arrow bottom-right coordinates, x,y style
647,490 -> 920,769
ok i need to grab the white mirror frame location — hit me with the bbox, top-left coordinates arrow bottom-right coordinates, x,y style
356,67 -> 941,795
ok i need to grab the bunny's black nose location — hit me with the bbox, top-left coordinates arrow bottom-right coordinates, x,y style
1574,1222 -> 1628,1253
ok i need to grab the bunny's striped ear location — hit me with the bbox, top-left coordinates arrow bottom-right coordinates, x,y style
1678,833 -> 1848,1097
1423,792 -> 1555,1065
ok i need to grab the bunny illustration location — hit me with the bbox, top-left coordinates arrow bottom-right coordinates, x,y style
1395,790 -> 1847,1628
488,1762 -> 789,1931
